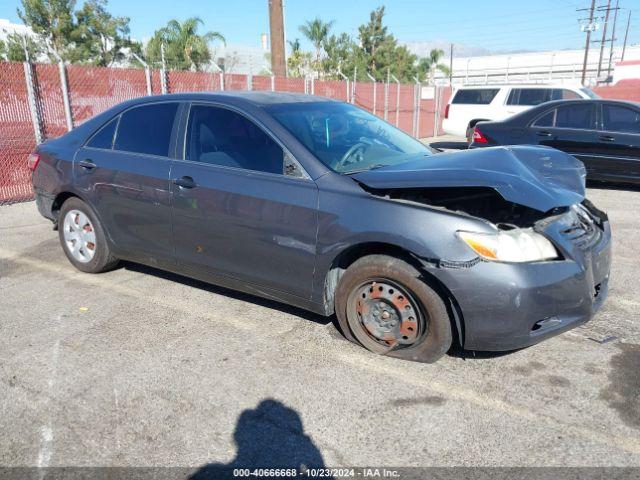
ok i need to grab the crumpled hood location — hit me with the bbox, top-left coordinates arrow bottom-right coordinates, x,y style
352,145 -> 586,212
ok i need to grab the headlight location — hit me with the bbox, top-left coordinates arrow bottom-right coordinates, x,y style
457,228 -> 558,263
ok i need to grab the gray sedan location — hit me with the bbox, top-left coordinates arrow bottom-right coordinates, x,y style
30,92 -> 611,362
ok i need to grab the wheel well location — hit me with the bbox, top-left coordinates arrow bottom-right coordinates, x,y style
52,192 -> 80,216
323,242 -> 464,346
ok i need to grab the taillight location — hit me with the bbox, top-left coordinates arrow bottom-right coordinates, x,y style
27,153 -> 41,171
472,127 -> 488,144
444,104 -> 450,119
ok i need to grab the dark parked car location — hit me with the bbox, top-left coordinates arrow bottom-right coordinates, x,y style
470,99 -> 640,184
30,92 -> 611,363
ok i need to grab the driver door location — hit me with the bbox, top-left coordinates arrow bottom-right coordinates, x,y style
170,103 -> 319,299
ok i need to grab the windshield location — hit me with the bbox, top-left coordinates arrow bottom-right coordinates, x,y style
580,87 -> 600,99
264,102 -> 432,174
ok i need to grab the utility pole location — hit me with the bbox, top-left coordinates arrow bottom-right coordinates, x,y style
268,0 -> 286,77
606,0 -> 619,78
579,0 -> 597,86
595,0 -> 611,80
621,11 -> 631,61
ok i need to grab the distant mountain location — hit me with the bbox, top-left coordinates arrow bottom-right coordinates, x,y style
404,40 -> 492,59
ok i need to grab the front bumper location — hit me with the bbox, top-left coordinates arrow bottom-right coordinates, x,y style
428,207 -> 612,351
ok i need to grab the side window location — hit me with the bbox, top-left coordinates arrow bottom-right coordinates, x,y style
451,89 -> 500,105
555,104 -> 595,130
507,89 -> 550,106
533,110 -> 555,127
602,104 -> 640,134
114,103 -> 178,157
186,105 -> 285,175
561,89 -> 581,100
87,117 -> 118,149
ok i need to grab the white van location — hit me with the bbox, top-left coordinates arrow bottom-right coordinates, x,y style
442,84 -> 599,140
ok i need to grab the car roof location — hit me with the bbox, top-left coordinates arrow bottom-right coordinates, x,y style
528,98 -> 640,108
119,91 -> 338,108
456,84 -> 584,89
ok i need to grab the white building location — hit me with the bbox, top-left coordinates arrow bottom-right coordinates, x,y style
435,44 -> 640,86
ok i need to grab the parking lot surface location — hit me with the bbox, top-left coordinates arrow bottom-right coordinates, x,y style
1,186 -> 639,468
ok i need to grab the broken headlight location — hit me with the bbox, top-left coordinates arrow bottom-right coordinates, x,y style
457,228 -> 558,263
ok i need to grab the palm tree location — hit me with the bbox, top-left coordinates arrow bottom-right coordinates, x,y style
288,38 -> 301,54
158,17 -> 225,71
299,18 -> 334,73
418,48 -> 450,84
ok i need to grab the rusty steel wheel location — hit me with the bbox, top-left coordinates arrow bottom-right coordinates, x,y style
335,254 -> 452,363
348,279 -> 427,354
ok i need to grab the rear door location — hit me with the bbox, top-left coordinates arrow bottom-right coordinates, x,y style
74,102 -> 180,264
594,102 -> 640,182
170,103 -> 318,299
528,103 -> 600,174
446,88 -> 500,136
505,88 -> 581,117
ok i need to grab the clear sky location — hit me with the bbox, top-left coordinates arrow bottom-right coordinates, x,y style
1,0 -> 638,54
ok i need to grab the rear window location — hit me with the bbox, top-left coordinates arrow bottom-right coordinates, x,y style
87,117 -> 118,149
114,103 -> 179,157
602,104 -> 640,133
555,104 -> 595,129
531,104 -> 596,129
451,89 -> 499,105
507,88 -> 581,106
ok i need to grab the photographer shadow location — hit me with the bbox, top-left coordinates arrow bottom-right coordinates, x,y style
190,399 -> 329,480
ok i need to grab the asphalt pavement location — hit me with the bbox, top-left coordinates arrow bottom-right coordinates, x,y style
1,185 -> 639,469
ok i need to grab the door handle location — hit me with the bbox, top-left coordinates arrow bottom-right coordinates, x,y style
536,131 -> 552,137
599,135 -> 615,142
77,160 -> 96,170
172,176 -> 196,189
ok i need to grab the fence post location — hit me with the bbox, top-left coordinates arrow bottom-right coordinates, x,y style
352,65 -> 357,104
23,61 -> 43,144
337,67 -> 349,102
433,85 -> 440,137
412,76 -> 420,138
384,69 -> 390,121
271,75 -> 275,91
311,76 -> 315,95
131,53 -> 152,96
247,73 -> 253,91
160,43 -> 168,94
57,61 -> 73,131
390,73 -> 400,127
366,72 -> 376,115
220,72 -> 225,91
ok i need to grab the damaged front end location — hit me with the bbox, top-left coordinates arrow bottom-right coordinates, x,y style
351,145 -> 595,264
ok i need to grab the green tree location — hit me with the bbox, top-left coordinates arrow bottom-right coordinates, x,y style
322,32 -> 357,77
146,17 -> 225,71
287,38 -> 301,54
71,0 -> 135,66
357,6 -> 417,82
298,17 -> 334,74
0,32 -> 43,61
358,6 -> 387,77
17,0 -> 76,60
417,48 -> 450,83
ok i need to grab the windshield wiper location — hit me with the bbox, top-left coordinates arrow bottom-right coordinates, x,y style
344,164 -> 388,175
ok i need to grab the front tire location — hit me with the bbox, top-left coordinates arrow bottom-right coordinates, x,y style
58,197 -> 119,273
335,255 -> 452,363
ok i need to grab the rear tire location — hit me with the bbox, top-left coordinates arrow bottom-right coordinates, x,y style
335,255 -> 452,363
58,197 -> 119,273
